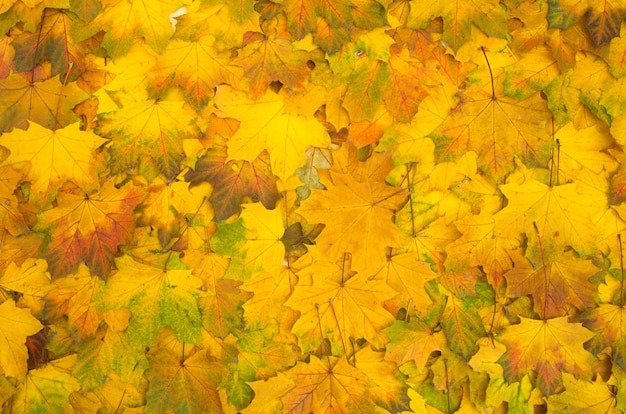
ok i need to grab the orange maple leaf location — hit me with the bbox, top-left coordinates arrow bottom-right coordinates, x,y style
35,180 -> 144,279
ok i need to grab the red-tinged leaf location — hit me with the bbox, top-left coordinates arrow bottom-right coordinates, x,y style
384,48 -> 431,122
236,34 -> 312,99
506,249 -> 598,319
281,356 -> 380,413
26,329 -> 48,370
0,229 -> 43,274
586,0 -> 625,46
12,9 -> 85,79
79,0 -> 184,58
497,316 -> 596,395
46,264 -> 104,340
580,304 -> 626,370
441,292 -> 486,359
0,299 -> 44,379
0,74 -> 88,132
283,0 -> 316,39
145,347 -> 226,413
35,180 -> 145,279
73,325 -> 146,391
186,151 -> 280,222
313,17 -> 351,54
0,36 -> 14,78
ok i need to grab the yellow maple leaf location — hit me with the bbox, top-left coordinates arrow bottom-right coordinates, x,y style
8,354 -> 80,412
0,121 -> 106,203
0,259 -> 51,308
370,252 -> 437,317
215,85 -> 330,181
138,177 -> 212,232
46,264 -> 104,339
547,372 -> 619,412
85,0 -> 185,58
0,299 -> 43,379
298,169 -> 408,275
495,179 -> 607,256
149,36 -> 243,110
285,255 -> 396,354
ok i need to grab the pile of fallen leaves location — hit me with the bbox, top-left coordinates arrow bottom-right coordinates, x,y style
1,0 -> 626,412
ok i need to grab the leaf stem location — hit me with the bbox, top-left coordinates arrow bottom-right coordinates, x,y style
444,358 -> 451,414
550,118 -> 555,187
533,221 -> 549,320
481,46 -> 496,99
619,234 -> 624,307
406,164 -> 417,238
329,298 -> 348,357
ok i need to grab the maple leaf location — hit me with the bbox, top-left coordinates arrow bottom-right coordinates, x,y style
0,259 -> 51,307
370,252 -> 438,317
585,0 -> 625,46
192,253 -> 251,338
173,1 -> 259,48
384,318 -> 444,371
212,202 -> 286,280
445,213 -> 518,288
297,169 -> 408,275
494,179 -> 607,256
0,74 -> 88,132
35,179 -> 144,279
137,176 -> 211,233
215,85 -> 330,181
72,325 -> 147,391
236,330 -> 299,382
0,299 -> 43,379
241,372 -> 295,414
580,304 -> 626,370
144,346 -> 226,413
285,255 -> 397,354
76,0 -> 185,58
280,355 -> 385,413
407,0 -> 509,52
506,249 -> 598,319
97,99 -> 198,179
0,230 -> 43,275
46,264 -> 104,340
0,121 -> 106,203
186,150 -> 280,222
440,289 -> 487,359
3,0 -> 626,411
547,372 -> 619,412
433,80 -> 552,179
11,9 -> 84,78
8,355 -> 80,412
149,36 -> 243,110
236,33 -> 312,99
239,254 -> 307,331
93,254 -> 204,348
497,316 -> 596,395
